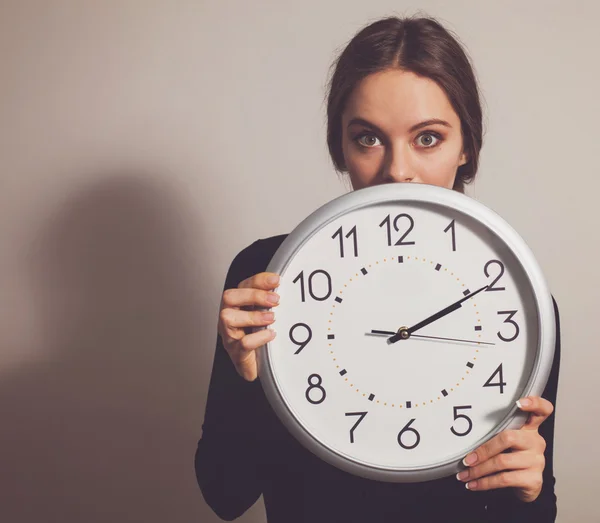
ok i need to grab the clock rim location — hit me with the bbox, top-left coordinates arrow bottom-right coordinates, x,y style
257,183 -> 555,483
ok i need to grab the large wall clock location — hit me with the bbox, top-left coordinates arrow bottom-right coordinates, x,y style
257,183 -> 555,482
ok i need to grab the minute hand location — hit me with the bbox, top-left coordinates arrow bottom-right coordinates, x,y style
388,284 -> 489,344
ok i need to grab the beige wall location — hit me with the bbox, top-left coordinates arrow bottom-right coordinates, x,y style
1,1 -> 598,521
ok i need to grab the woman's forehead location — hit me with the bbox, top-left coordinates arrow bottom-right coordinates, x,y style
342,69 -> 460,130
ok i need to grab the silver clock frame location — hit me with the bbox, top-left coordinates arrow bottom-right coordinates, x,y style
257,183 -> 556,483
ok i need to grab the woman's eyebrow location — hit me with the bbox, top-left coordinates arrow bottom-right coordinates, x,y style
347,117 -> 452,133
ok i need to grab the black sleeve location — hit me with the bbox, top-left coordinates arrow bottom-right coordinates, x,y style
194,240 -> 270,521
484,296 -> 561,523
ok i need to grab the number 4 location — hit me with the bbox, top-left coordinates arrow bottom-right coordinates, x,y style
483,363 -> 506,394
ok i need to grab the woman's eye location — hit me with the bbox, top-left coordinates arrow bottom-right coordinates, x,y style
416,132 -> 441,148
356,133 -> 382,147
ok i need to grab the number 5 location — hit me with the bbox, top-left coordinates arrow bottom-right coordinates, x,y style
450,405 -> 473,437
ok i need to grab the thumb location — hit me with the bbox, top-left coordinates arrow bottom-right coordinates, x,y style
517,396 -> 553,431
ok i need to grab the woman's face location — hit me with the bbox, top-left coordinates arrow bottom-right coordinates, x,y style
341,68 -> 467,191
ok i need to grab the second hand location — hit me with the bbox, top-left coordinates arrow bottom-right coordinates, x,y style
369,330 -> 495,346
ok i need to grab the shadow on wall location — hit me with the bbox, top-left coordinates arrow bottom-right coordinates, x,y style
1,174 -> 215,522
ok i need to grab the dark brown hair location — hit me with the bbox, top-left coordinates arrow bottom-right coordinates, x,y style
326,16 -> 483,193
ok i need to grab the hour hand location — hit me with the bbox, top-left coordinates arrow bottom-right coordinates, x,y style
370,329 -> 396,336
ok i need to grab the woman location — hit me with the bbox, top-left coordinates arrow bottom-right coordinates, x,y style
195,15 -> 560,523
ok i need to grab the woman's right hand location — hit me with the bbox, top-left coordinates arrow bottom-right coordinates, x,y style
218,272 -> 280,381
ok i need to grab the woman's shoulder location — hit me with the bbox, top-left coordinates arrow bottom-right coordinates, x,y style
233,234 -> 289,265
224,234 -> 289,289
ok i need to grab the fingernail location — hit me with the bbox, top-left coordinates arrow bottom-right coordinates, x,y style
267,275 -> 280,286
466,480 -> 477,490
456,471 -> 469,481
267,293 -> 280,304
269,329 -> 277,339
516,398 -> 532,408
262,312 -> 274,321
463,453 -> 477,466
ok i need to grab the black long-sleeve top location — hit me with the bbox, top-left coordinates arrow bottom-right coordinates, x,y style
195,235 -> 561,523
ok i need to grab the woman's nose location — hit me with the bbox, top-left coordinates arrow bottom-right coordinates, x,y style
382,147 -> 414,183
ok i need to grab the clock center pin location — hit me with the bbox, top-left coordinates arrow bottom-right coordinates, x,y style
397,327 -> 410,340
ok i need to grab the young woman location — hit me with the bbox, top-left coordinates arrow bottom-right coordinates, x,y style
195,15 -> 560,523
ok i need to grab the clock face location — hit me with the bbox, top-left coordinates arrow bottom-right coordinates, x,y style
259,184 -> 554,482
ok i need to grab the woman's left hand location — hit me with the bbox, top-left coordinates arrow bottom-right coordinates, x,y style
456,396 -> 554,502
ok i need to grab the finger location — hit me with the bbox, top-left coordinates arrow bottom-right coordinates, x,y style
457,450 -> 540,483
221,308 -> 275,330
235,327 -> 277,353
238,272 -> 280,291
233,346 -> 258,382
222,287 -> 280,309
463,430 -> 529,467
230,329 -> 277,382
464,469 -> 539,492
516,396 -> 554,430
220,309 -> 275,339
